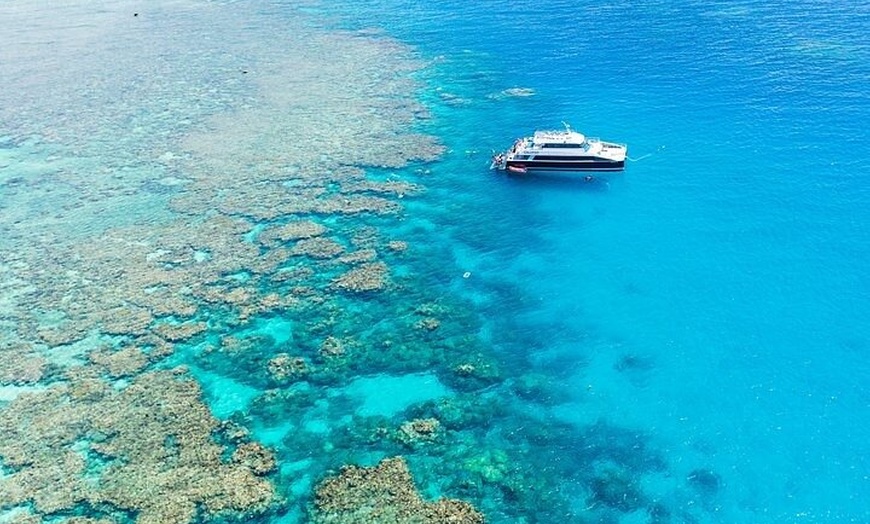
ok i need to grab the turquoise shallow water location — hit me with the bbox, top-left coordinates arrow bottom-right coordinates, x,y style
2,0 -> 869,522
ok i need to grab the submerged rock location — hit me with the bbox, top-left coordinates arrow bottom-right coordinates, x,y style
441,356 -> 501,392
397,417 -> 441,447
267,353 -> 310,383
687,468 -> 722,496
588,465 -> 647,513
319,336 -> 346,358
501,87 -> 535,97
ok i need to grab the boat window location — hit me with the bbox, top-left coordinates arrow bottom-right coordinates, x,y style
537,155 -> 595,161
541,143 -> 583,148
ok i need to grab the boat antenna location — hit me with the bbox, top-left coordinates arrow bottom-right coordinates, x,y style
562,121 -> 572,132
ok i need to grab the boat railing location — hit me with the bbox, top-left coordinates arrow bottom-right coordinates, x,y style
588,137 -> 628,149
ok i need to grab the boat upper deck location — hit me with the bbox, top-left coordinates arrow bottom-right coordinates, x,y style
532,129 -> 587,146
511,130 -> 626,161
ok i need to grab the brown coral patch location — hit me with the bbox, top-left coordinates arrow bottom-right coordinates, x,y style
258,221 -> 328,247
139,290 -> 199,318
152,321 -> 208,342
332,262 -> 389,293
339,179 -> 422,197
231,442 -> 277,476
397,418 -> 441,446
270,265 -> 315,284
336,248 -> 378,265
350,226 -> 381,249
312,456 -> 483,523
0,344 -> 47,385
248,248 -> 292,275
290,237 -> 345,259
36,324 -> 89,347
96,306 -> 154,336
0,370 -> 275,523
87,346 -> 149,378
387,240 -> 408,252
316,194 -> 401,215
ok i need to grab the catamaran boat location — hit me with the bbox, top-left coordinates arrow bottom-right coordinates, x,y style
492,125 -> 627,174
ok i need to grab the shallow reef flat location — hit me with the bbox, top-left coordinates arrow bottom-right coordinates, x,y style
0,1 -> 474,523
0,369 -> 275,523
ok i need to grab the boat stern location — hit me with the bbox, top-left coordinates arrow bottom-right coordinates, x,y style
595,140 -> 628,163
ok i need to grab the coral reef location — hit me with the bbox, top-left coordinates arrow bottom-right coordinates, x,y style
152,321 -> 208,343
387,240 -> 408,252
311,457 -> 484,523
332,262 -> 389,292
0,508 -> 114,524
0,344 -> 47,385
248,386 -> 317,426
339,179 -> 422,197
232,442 -> 277,476
397,418 -> 442,447
290,237 -> 346,259
441,356 -> 501,392
258,220 -> 328,247
414,317 -> 441,331
319,336 -> 347,358
336,248 -> 378,265
267,353 -> 310,383
0,369 -> 275,523
87,345 -> 149,378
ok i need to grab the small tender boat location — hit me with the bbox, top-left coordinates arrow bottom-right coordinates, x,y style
492,124 -> 627,173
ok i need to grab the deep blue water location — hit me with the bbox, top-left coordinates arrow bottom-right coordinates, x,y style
304,0 -> 870,520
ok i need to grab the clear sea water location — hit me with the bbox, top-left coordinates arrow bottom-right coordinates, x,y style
2,0 -> 869,523
325,0 -> 870,520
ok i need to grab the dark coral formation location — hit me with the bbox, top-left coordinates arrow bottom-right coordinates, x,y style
266,353 -> 310,383
397,418 -> 442,447
687,467 -> 722,496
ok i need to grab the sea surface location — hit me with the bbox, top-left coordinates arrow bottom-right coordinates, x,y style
1,0 -> 869,523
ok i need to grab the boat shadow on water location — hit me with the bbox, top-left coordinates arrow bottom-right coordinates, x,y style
496,169 -> 616,192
